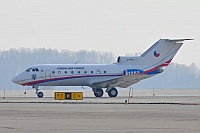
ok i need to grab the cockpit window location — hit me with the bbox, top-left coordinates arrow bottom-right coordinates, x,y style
25,68 -> 32,72
25,68 -> 39,72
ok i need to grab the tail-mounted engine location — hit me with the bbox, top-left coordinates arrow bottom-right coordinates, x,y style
117,56 -> 143,64
157,66 -> 164,73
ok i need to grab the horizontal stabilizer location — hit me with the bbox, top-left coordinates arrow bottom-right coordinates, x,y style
168,39 -> 193,42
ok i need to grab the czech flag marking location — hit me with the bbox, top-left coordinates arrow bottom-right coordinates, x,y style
154,51 -> 160,57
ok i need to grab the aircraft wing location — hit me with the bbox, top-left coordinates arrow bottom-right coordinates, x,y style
92,74 -> 149,88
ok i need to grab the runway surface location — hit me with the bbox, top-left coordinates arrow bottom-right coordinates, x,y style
1,96 -> 200,105
0,103 -> 199,133
0,89 -> 200,104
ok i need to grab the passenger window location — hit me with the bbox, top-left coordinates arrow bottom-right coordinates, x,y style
52,71 -> 55,74
32,69 -> 35,72
36,68 -> 39,71
91,71 -> 93,74
78,71 -> 80,74
71,71 -> 74,74
104,71 -> 106,74
84,71 -> 87,74
65,71 -> 67,74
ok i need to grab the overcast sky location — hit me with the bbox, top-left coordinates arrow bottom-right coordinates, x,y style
0,0 -> 199,67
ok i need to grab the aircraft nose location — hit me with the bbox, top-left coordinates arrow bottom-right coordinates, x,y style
12,75 -> 21,84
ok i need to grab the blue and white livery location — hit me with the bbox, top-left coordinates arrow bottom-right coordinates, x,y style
12,39 -> 193,98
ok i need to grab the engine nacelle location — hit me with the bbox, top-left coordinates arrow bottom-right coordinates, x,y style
158,66 -> 164,73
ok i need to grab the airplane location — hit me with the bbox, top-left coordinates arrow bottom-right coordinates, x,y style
12,39 -> 193,98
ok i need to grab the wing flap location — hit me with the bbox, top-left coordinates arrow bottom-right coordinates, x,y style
92,74 -> 149,88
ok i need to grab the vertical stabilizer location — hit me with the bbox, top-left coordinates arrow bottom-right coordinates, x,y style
141,39 -> 192,67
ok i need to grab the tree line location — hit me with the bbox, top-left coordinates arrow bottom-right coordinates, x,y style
0,48 -> 200,90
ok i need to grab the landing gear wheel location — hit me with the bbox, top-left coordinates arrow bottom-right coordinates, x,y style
37,92 -> 44,98
108,88 -> 118,97
94,88 -> 104,97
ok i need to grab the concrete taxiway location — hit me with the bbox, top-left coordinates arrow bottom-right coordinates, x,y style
0,103 -> 199,133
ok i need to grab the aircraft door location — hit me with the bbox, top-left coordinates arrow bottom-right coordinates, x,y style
45,70 -> 51,79
96,69 -> 101,76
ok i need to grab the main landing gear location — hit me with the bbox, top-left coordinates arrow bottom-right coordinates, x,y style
92,88 -> 118,97
107,88 -> 118,97
93,88 -> 104,97
33,86 -> 44,98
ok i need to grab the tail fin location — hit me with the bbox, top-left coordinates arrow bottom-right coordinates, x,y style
141,39 -> 193,67
117,39 -> 193,70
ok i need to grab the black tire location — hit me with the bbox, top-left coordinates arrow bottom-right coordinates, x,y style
108,88 -> 118,97
94,88 -> 104,97
37,92 -> 44,98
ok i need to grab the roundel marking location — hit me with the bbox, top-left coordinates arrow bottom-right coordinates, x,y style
154,51 -> 160,57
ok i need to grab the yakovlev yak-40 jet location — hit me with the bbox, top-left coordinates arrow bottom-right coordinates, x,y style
12,39 -> 193,98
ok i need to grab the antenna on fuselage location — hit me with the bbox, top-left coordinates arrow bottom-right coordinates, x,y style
75,61 -> 79,64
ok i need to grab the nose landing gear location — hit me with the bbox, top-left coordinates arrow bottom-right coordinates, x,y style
33,86 -> 44,98
37,92 -> 44,98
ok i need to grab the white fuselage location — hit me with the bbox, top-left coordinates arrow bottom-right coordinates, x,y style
12,63 -> 152,88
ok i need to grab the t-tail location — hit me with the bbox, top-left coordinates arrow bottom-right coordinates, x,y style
117,39 -> 193,74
